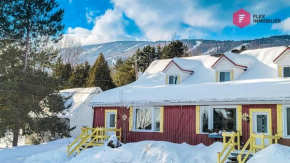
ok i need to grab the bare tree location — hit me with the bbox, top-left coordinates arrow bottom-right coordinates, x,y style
60,36 -> 83,67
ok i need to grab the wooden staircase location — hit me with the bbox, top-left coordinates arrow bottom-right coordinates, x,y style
217,132 -> 280,163
227,153 -> 253,163
67,127 -> 122,156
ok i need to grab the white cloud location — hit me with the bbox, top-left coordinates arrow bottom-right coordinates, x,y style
65,9 -> 132,45
112,0 -> 226,41
272,17 -> 290,33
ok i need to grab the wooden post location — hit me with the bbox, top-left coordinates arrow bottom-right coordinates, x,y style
232,132 -> 235,152
261,133 -> 265,149
223,130 -> 226,147
252,133 -> 256,153
237,132 -> 241,151
217,152 -> 220,163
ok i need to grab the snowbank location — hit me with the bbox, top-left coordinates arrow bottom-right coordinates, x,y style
0,138 -> 73,163
247,144 -> 290,163
24,141 -> 223,163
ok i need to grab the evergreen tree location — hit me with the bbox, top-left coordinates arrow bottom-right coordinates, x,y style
136,45 -> 159,72
112,57 -> 136,87
69,61 -> 90,88
86,53 -> 115,91
0,0 -> 64,71
161,40 -> 188,59
0,0 -> 70,146
0,66 -> 74,146
53,57 -> 72,88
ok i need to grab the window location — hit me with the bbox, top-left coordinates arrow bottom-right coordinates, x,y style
220,71 -> 231,82
213,108 -> 236,132
284,67 -> 290,77
200,107 -> 210,133
169,75 -> 178,84
285,107 -> 290,136
134,107 -> 161,132
200,106 -> 237,133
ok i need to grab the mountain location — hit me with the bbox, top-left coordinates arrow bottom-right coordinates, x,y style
72,35 -> 290,65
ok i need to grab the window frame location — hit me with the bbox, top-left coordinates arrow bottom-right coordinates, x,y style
219,71 -> 231,82
283,105 -> 290,138
132,106 -> 161,132
199,105 -> 238,134
283,66 -> 290,78
167,74 -> 179,85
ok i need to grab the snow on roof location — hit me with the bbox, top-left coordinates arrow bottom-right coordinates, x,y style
89,46 -> 290,106
273,47 -> 290,63
90,78 -> 290,106
58,87 -> 102,119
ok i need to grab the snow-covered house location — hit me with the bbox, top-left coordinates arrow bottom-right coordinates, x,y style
59,87 -> 102,138
88,46 -> 290,147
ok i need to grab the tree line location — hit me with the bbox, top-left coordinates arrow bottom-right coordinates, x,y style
55,40 -> 189,89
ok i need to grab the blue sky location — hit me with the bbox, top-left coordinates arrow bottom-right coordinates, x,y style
57,0 -> 290,45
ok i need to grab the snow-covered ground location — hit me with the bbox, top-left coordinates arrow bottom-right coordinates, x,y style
0,138 -> 73,163
25,141 -> 223,163
2,138 -> 290,163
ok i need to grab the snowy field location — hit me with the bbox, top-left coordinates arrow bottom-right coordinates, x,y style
1,138 -> 290,163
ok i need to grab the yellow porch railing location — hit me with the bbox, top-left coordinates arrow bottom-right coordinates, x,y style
237,133 -> 280,163
67,127 -> 122,156
217,131 -> 241,163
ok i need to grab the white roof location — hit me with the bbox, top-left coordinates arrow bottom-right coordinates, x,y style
58,87 -> 102,119
89,46 -> 290,106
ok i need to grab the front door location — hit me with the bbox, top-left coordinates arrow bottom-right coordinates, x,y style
252,112 -> 270,145
105,111 -> 117,137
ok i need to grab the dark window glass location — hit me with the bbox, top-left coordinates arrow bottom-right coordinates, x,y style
284,67 -> 290,77
169,75 -> 178,84
201,107 -> 209,132
154,108 -> 160,131
256,115 -> 268,133
287,108 -> 290,135
135,108 -> 152,130
109,114 -> 115,127
220,72 -> 230,82
213,108 -> 236,132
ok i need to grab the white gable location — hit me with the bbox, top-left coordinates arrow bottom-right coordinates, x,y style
214,57 -> 235,70
276,50 -> 290,66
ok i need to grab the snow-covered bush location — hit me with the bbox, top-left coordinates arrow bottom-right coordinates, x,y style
107,134 -> 122,148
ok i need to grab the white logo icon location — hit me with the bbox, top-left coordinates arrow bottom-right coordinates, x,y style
239,14 -> 245,23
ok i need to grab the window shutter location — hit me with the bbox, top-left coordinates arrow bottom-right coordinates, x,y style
160,107 -> 164,133
177,74 -> 181,84
216,71 -> 219,82
230,70 -> 234,81
129,107 -> 133,131
166,75 -> 169,84
278,66 -> 282,77
196,106 -> 200,134
277,104 -> 283,137
237,105 -> 242,135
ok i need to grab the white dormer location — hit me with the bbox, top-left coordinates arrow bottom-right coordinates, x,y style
211,54 -> 248,82
273,47 -> 290,78
162,60 -> 194,84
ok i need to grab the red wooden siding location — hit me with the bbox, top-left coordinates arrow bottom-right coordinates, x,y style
93,106 -> 217,145
94,104 -> 290,146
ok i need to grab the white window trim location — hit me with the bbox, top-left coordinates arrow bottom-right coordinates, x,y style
167,74 -> 180,85
283,105 -> 290,138
219,70 -> 231,82
132,106 -> 161,132
200,105 -> 238,134
282,66 -> 290,78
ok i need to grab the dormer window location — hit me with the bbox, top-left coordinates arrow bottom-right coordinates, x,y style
168,75 -> 179,84
284,67 -> 290,77
220,71 -> 231,82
